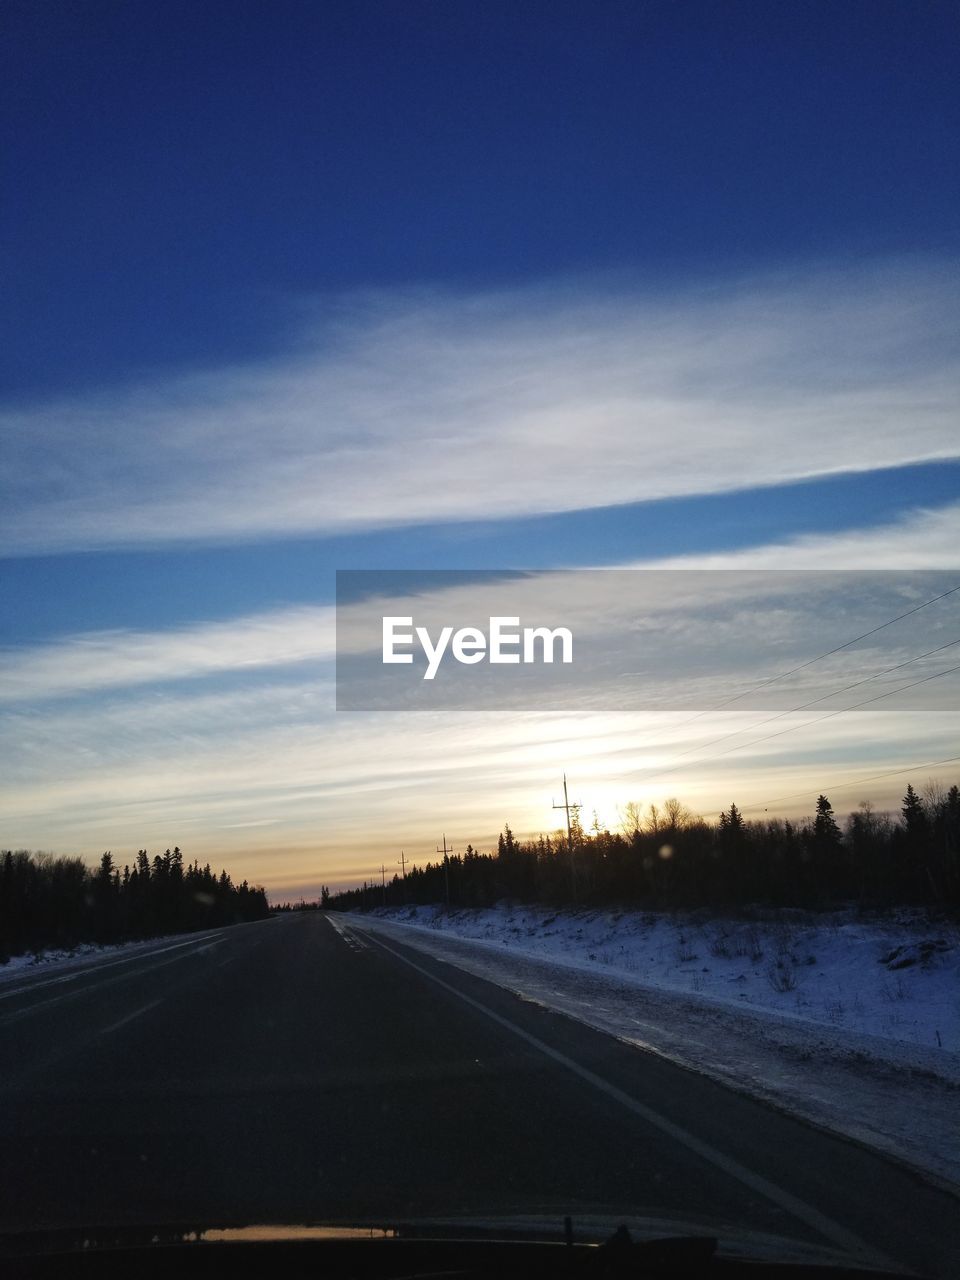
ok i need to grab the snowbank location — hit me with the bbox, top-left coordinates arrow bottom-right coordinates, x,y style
351,904 -> 960,1189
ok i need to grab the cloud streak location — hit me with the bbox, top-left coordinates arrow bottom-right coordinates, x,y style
635,503 -> 960,570
2,504 -> 957,709
3,514 -> 958,890
3,688 -> 955,890
0,606 -> 335,702
2,260 -> 957,554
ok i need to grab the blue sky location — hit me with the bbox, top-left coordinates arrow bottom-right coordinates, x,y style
5,0 -> 959,397
2,2 -> 958,896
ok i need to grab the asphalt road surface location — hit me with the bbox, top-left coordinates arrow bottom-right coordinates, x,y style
1,912 -> 957,1276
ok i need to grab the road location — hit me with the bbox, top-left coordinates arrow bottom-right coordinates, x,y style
1,911 -> 957,1275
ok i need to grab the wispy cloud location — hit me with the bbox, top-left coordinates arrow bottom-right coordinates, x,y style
2,261 -> 957,554
5,514 -> 956,706
3,509 -> 958,886
3,689 -> 955,888
3,470 -> 957,890
635,502 -> 960,570
0,605 -> 334,702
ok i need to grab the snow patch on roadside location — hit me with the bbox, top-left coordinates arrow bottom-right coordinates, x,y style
349,904 -> 960,1190
0,942 -> 130,978
0,931 -> 220,986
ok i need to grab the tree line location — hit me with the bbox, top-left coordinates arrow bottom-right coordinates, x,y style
327,781 -> 960,914
0,846 -> 270,961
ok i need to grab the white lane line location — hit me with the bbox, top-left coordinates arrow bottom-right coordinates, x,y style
0,933 -> 226,1003
0,939 -> 224,1025
101,998 -> 164,1035
325,915 -> 368,950
356,927 -> 899,1274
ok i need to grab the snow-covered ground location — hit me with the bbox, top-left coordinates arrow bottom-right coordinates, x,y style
0,938 -> 149,980
0,928 -> 236,988
351,904 -> 960,1190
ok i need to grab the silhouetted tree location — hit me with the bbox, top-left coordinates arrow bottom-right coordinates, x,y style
0,846 -> 270,960
327,775 -> 960,916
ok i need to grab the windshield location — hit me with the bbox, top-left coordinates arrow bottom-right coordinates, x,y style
2,4 -> 959,1278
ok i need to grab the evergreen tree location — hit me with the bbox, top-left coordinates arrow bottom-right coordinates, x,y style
813,795 -> 841,847
901,784 -> 926,836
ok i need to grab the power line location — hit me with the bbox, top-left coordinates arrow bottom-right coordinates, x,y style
624,581 -> 960,731
739,755 -> 960,814
436,834 -> 453,904
637,635 -> 960,776
702,661 -> 960,760
636,661 -> 960,789
397,849 -> 407,905
693,581 -> 960,714
552,772 -> 581,902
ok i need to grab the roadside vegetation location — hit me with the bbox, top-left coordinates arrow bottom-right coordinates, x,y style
0,846 -> 269,961
327,782 -> 960,915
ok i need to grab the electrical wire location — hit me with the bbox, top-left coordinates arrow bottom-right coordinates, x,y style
625,581 -> 960,732
633,661 -> 960,791
739,756 -> 960,814
640,635 -> 960,771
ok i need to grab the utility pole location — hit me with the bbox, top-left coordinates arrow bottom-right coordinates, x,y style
398,850 -> 407,905
553,772 -> 581,902
436,834 -> 453,905
380,863 -> 386,907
